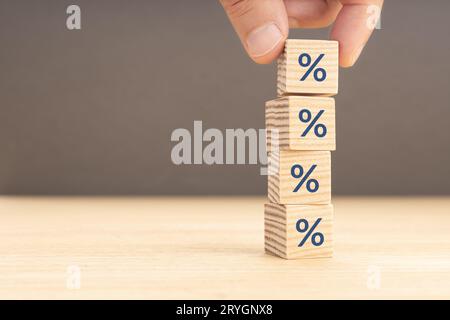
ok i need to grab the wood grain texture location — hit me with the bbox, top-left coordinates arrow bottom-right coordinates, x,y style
266,96 -> 335,151
1,196 -> 450,299
268,151 -> 331,204
277,39 -> 339,96
265,203 -> 333,259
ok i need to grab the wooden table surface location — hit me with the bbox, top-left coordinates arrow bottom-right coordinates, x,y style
1,196 -> 449,299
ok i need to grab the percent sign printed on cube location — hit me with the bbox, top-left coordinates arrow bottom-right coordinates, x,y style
277,39 -> 338,96
266,96 -> 335,151
264,203 -> 333,259
268,151 -> 331,205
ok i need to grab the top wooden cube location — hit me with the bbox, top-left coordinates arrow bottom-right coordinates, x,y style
277,40 -> 339,96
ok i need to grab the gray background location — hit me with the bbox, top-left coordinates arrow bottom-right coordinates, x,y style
0,0 -> 449,195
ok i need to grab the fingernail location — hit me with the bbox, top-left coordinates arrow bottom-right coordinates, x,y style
246,22 -> 283,58
351,45 -> 364,66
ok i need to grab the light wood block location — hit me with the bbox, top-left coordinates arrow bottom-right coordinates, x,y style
265,203 -> 333,259
266,96 -> 335,151
268,150 -> 331,204
277,39 -> 338,96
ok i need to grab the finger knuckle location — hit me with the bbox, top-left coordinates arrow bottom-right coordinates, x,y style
220,0 -> 254,19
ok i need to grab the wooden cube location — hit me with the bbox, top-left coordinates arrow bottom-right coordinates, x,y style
268,150 -> 331,205
265,203 -> 333,259
277,39 -> 338,96
266,96 -> 335,151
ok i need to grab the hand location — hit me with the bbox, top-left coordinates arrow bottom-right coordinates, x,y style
220,0 -> 383,67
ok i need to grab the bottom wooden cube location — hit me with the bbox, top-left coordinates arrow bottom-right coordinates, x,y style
264,203 -> 333,259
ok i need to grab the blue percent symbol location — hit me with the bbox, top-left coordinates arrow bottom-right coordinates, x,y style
299,109 -> 327,138
298,53 -> 327,82
291,164 -> 319,193
296,218 -> 324,247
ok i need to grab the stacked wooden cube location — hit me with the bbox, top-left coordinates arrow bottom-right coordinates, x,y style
265,40 -> 338,259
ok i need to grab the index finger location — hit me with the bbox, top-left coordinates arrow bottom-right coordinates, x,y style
330,0 -> 384,67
